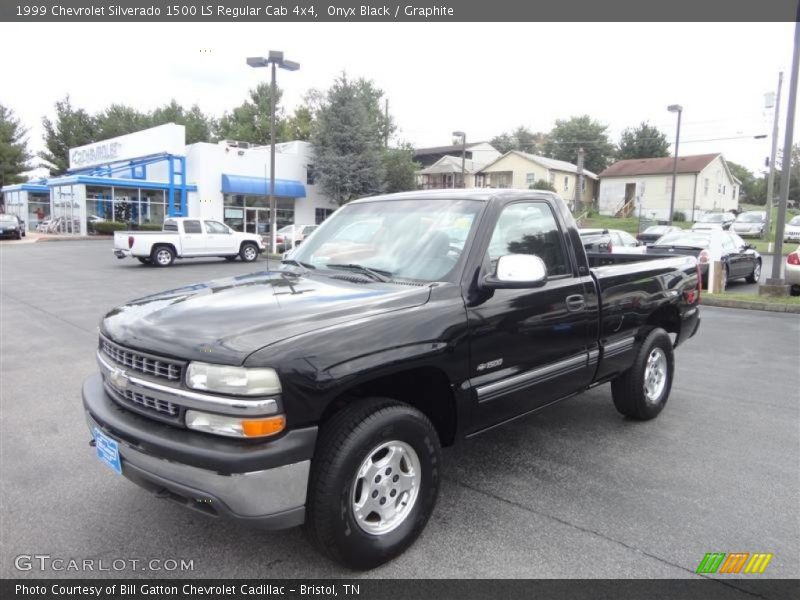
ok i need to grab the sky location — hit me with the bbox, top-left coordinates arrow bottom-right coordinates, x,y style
1,21 -> 797,175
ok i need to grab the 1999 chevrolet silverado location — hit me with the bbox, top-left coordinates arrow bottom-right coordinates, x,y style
83,190 -> 701,569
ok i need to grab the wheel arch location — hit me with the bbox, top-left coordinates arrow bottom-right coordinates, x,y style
318,366 -> 458,447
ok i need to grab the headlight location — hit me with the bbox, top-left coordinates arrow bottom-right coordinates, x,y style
185,410 -> 285,438
186,362 -> 281,396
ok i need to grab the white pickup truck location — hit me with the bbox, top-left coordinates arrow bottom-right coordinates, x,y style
113,217 -> 266,267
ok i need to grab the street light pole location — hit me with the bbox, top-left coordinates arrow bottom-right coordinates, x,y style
764,72 -> 783,246
247,51 -> 300,255
453,131 -> 466,188
667,104 -> 683,225
768,16 -> 799,284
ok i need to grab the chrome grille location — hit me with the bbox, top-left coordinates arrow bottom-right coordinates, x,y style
100,336 -> 183,382
106,379 -> 180,418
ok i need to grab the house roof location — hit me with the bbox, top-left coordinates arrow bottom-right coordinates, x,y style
414,142 -> 492,156
479,150 -> 598,180
417,155 -> 483,175
599,154 -> 720,178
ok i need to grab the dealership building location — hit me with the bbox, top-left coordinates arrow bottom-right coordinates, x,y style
1,123 -> 338,235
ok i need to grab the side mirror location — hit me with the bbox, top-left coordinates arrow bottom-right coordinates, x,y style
482,254 -> 547,289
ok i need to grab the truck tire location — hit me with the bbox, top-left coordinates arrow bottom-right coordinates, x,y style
305,398 -> 441,570
611,327 -> 674,420
151,245 -> 175,267
239,242 -> 259,262
137,257 -> 152,265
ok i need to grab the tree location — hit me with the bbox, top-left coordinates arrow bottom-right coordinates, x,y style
727,160 -> 760,204
94,104 -> 151,140
617,122 -> 670,160
543,115 -> 616,175
40,96 -> 97,174
216,83 -> 285,145
381,144 -> 419,193
283,105 -> 313,141
490,126 -> 547,154
0,104 -> 32,187
311,74 -> 388,205
530,179 -> 556,192
151,100 -> 215,144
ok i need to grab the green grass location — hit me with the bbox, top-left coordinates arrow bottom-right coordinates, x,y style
577,215 -> 691,235
746,239 -> 796,256
706,292 -> 800,305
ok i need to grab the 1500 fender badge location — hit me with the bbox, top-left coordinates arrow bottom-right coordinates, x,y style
477,358 -> 503,372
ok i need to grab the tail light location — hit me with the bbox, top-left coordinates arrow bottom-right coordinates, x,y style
698,249 -> 710,264
636,234 -> 643,241
606,240 -> 613,253
127,236 -> 134,249
694,262 -> 701,302
788,252 -> 800,266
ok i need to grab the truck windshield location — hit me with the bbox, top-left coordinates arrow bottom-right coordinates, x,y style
289,198 -> 483,282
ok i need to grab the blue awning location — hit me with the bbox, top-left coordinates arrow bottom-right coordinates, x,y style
221,174 -> 306,198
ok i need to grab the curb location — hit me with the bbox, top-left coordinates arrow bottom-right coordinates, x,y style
35,236 -> 111,242
701,297 -> 800,313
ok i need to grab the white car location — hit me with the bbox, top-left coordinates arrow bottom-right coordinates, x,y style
786,246 -> 800,295
783,215 -> 800,243
113,217 -> 265,267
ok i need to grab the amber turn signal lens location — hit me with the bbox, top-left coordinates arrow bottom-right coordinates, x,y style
242,416 -> 286,438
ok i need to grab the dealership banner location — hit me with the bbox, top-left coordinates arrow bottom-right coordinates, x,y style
3,580 -> 800,600
1,0 -> 798,22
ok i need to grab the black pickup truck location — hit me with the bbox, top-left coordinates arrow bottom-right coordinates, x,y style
83,189 -> 701,569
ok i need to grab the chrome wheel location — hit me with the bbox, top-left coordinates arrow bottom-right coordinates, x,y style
643,347 -> 667,405
155,248 -> 173,266
752,261 -> 761,282
242,245 -> 257,261
351,440 -> 421,535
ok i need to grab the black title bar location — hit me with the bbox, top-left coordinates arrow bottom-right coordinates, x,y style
1,0 -> 799,22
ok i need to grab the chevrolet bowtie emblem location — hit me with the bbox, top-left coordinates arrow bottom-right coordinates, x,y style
110,368 -> 128,390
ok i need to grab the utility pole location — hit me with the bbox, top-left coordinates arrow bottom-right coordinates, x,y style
574,148 -> 584,213
764,72 -> 783,246
384,99 -> 389,148
762,13 -> 799,294
667,104 -> 683,225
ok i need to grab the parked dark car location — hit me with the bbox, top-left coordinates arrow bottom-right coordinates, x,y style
0,213 -> 25,239
731,211 -> 767,238
648,229 -> 761,289
637,225 -> 682,246
83,189 -> 701,569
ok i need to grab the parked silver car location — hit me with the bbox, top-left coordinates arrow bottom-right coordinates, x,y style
732,211 -> 767,238
783,215 -> 800,243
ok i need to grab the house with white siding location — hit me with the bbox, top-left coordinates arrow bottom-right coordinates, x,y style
598,153 -> 740,221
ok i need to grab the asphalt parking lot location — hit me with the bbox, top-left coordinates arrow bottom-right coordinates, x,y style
1,240 -> 798,580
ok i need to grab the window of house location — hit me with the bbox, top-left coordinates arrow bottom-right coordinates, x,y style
723,185 -> 726,195
486,201 -> 569,277
563,176 -> 569,191
666,177 -> 673,194
526,173 -> 536,187
548,172 -> 555,186
581,179 -> 586,192
703,178 -> 709,196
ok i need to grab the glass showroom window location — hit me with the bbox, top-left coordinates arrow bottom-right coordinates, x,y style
223,194 -> 245,231
140,189 -> 166,226
52,184 -> 80,234
28,192 -> 50,227
113,187 -> 139,223
86,186 -> 113,221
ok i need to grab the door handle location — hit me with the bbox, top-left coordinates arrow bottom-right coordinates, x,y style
566,294 -> 585,312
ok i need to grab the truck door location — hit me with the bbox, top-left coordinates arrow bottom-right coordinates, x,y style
180,219 -> 207,256
205,220 -> 238,254
466,200 -> 597,430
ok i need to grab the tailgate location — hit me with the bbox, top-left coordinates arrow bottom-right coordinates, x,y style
113,231 -> 134,250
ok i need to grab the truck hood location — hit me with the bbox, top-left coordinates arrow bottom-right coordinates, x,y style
101,269 -> 432,364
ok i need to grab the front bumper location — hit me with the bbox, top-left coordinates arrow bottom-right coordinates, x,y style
83,373 -> 317,529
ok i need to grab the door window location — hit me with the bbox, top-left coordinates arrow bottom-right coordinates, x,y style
183,220 -> 202,234
487,202 -> 570,276
205,220 -> 229,234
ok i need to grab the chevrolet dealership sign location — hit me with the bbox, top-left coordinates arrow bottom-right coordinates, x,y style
69,123 -> 186,170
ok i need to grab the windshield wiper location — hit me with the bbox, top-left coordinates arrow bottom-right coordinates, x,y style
326,263 -> 392,282
281,259 -> 316,270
